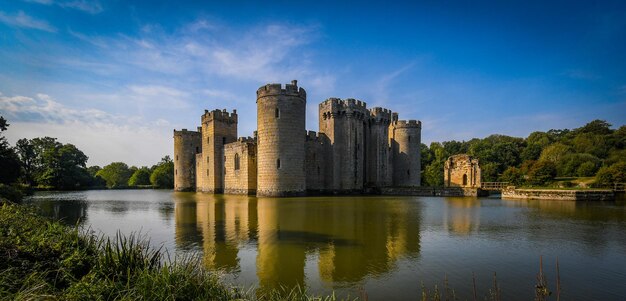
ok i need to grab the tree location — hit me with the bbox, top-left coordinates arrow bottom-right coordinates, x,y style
500,166 -> 524,186
527,161 -> 557,186
150,156 -> 174,188
0,116 -> 21,184
128,167 -> 151,186
538,143 -> 571,163
96,162 -> 132,188
574,119 -> 612,136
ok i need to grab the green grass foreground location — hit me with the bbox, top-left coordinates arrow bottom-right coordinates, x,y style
0,203 -> 342,301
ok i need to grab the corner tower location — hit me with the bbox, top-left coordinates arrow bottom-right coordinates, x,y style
256,80 -> 307,196
391,120 -> 422,187
173,129 -> 202,191
197,109 -> 237,193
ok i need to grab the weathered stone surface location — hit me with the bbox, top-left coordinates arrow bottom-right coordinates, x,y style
502,187 -> 615,201
444,154 -> 481,188
173,129 -> 201,191
173,80 -> 423,197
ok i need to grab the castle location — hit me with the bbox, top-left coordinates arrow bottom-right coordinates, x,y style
173,80 -> 422,196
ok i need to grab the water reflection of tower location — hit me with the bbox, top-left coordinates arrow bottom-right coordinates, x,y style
174,193 -> 257,272
444,197 -> 481,235
314,198 -> 421,282
256,198 -> 307,291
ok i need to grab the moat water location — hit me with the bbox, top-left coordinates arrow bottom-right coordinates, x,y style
25,190 -> 626,300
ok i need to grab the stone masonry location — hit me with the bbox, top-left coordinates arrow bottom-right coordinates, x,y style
174,80 -> 423,196
444,154 -> 481,188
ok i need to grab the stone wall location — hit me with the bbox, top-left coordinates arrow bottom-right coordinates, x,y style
502,187 -> 615,201
366,107 -> 393,187
173,129 -> 201,191
444,154 -> 481,188
319,98 -> 369,192
305,131 -> 332,193
256,80 -> 307,196
224,138 -> 257,195
198,109 -> 238,193
391,120 -> 421,187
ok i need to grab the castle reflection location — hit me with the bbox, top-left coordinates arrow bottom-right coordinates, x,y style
444,197 -> 481,235
173,193 -> 422,291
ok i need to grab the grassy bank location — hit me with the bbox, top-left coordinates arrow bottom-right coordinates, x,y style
0,203 -> 340,301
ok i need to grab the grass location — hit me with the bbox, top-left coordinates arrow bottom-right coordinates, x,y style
0,203 -> 565,301
0,203 -> 346,301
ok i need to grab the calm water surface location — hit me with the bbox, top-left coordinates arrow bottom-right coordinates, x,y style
25,190 -> 626,300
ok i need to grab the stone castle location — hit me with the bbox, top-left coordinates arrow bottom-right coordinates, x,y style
173,80 -> 422,196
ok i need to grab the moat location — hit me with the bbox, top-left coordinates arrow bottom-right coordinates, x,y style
25,190 -> 626,301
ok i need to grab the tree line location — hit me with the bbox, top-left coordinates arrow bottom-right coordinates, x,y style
0,116 -> 174,195
421,119 -> 626,187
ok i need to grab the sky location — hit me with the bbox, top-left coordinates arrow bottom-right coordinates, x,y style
1,0 -> 625,167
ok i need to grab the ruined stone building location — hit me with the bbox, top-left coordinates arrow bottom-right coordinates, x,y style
174,80 -> 422,196
444,154 -> 481,188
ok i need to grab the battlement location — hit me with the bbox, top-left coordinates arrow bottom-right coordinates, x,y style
395,119 -> 422,128
173,129 -> 201,137
369,107 -> 392,124
237,136 -> 256,143
201,109 -> 238,124
257,80 -> 306,100
319,97 -> 369,120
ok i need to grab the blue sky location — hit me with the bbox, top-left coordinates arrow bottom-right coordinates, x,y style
1,0 -> 625,166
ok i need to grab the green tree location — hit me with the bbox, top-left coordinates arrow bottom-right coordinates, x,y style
577,161 -> 597,177
128,167 -> 151,186
96,162 -> 132,188
527,161 -> 557,186
0,116 -> 21,184
150,157 -> 174,188
500,166 -> 524,185
538,142 -> 571,163
574,119 -> 612,136
595,162 -> 626,187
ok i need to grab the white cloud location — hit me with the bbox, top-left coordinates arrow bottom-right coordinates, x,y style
1,91 -> 174,166
0,10 -> 57,32
24,0 -> 104,14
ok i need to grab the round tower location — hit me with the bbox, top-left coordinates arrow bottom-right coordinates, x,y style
173,129 -> 202,191
256,80 -> 307,196
392,120 -> 422,187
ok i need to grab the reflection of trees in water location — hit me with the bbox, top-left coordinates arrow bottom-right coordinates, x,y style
33,199 -> 89,226
173,194 -> 423,293
500,199 -> 626,254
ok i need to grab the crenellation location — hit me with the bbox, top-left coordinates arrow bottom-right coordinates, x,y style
175,79 -> 423,196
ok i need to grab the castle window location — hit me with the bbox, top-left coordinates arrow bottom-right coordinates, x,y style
207,169 -> 209,176
175,169 -> 177,175
207,156 -> 210,163
275,108 -> 280,118
207,136 -> 210,143
234,153 -> 240,170
176,155 -> 178,161
463,174 -> 468,186
222,137 -> 226,145
277,158 -> 281,169
407,169 -> 410,178
408,136 -> 411,142
196,147 -> 199,153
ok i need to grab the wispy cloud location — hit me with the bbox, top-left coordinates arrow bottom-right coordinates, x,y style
65,21 -> 323,82
0,10 -> 56,32
1,91 -> 173,166
24,0 -> 104,14
563,69 -> 600,80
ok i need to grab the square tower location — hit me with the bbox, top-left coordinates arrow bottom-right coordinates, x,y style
197,109 -> 238,193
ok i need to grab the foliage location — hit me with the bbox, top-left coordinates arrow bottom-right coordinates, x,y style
14,137 -> 93,189
0,116 -> 22,185
96,162 -> 132,188
1,204 -> 346,300
420,119 -> 625,188
128,167 -> 151,186
150,156 -> 174,188
595,162 -> 626,187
